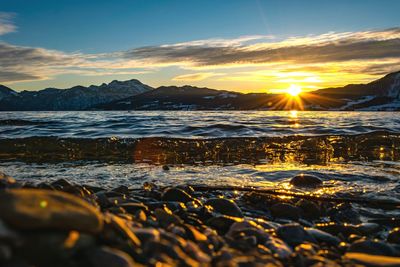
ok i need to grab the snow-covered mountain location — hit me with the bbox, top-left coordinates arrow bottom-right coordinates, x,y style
1,71 -> 400,111
0,79 -> 152,111
313,71 -> 400,110
0,85 -> 17,101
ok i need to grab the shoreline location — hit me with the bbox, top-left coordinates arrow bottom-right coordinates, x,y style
0,172 -> 399,266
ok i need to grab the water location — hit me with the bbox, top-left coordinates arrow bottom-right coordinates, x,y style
0,111 -> 399,138
1,111 -> 400,207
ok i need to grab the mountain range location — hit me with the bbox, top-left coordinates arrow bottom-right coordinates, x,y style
0,71 -> 399,111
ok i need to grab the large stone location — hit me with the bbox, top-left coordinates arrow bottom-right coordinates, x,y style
0,189 -> 103,233
204,198 -> 243,218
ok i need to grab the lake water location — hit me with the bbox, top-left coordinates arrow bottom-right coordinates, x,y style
0,111 -> 400,209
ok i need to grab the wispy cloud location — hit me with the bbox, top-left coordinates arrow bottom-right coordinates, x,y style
172,72 -> 223,81
0,12 -> 16,35
125,28 -> 400,67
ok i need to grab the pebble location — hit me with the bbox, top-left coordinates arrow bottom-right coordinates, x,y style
270,203 -> 301,220
204,198 -> 244,218
290,174 -> 323,187
161,187 -> 193,203
387,228 -> 400,244
0,189 -> 103,233
0,174 -> 396,266
348,240 -> 399,256
276,223 -> 316,246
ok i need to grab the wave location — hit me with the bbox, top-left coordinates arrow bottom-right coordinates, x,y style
0,130 -> 399,164
0,119 -> 56,126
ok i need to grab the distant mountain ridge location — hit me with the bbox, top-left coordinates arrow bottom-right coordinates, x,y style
1,71 -> 400,111
0,79 -> 152,111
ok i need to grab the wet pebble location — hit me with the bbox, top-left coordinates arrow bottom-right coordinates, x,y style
270,203 -> 301,221
204,198 -> 243,218
161,187 -> 193,203
276,223 -> 316,246
290,174 -> 323,188
348,240 -> 399,257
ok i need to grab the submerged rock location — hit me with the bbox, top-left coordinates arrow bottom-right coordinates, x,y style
0,189 -> 103,233
290,174 -> 323,188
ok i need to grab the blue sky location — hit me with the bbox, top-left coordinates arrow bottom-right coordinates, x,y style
1,0 -> 400,92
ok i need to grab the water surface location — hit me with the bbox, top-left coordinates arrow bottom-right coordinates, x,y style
0,111 -> 399,207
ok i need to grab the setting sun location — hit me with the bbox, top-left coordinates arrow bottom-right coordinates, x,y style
287,84 -> 302,96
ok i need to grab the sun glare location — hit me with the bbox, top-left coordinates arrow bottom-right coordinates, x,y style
287,84 -> 302,96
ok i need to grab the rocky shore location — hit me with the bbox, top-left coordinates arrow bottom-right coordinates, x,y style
0,172 -> 399,266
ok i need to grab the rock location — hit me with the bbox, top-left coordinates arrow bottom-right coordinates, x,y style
330,203 -> 361,224
18,231 -> 94,267
87,246 -> 137,267
265,236 -> 293,259
154,208 -> 183,227
315,222 -> 361,237
387,228 -> 400,244
161,188 -> 193,203
0,189 -> 103,233
276,224 -> 316,246
345,252 -> 400,267
105,214 -> 141,247
162,165 -> 170,171
130,227 -> 160,244
207,215 -> 243,235
270,203 -> 301,220
296,199 -> 321,220
112,185 -> 130,195
306,228 -> 340,246
119,203 -> 149,214
356,223 -> 381,235
189,227 -> 209,244
50,178 -> 71,188
0,172 -> 18,189
290,174 -> 323,188
204,198 -> 243,218
348,240 -> 398,257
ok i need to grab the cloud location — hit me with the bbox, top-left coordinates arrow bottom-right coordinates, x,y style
1,27 -> 400,91
172,72 -> 222,81
0,42 -> 150,83
0,12 -> 16,35
124,28 -> 400,67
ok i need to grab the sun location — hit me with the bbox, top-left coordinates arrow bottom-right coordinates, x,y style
287,84 -> 302,96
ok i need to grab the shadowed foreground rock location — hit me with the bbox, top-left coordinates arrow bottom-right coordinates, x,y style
0,173 -> 398,266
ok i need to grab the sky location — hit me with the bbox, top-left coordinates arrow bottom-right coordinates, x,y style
0,0 -> 399,93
